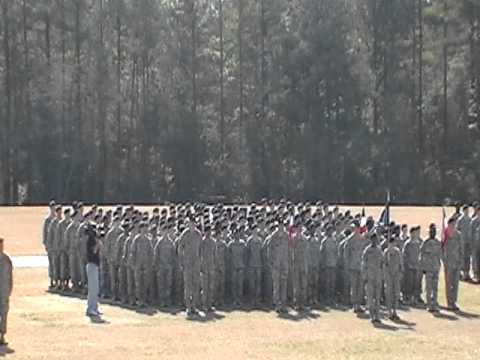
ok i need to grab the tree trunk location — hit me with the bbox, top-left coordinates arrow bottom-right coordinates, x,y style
1,0 -> 12,204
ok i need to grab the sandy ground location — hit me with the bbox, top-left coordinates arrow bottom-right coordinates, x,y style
0,206 -> 456,256
2,268 -> 480,360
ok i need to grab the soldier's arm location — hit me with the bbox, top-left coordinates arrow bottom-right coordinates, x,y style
361,248 -> 368,277
459,233 -> 465,267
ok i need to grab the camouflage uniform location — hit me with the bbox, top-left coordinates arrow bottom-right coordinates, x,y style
344,231 -> 368,312
173,236 -> 185,306
214,233 -> 227,306
307,235 -> 320,305
402,237 -> 421,303
115,231 -> 129,302
471,214 -> 480,279
420,236 -> 442,311
0,252 -> 13,339
57,217 -> 72,285
457,213 -> 472,278
247,234 -> 263,304
320,235 -> 338,304
262,235 -> 273,305
47,217 -> 60,285
362,243 -> 383,322
65,219 -> 81,290
42,214 -> 55,284
105,224 -> 124,300
201,235 -> 216,310
228,237 -> 246,305
178,227 -> 202,312
153,234 -> 175,307
337,237 -> 349,304
125,230 -> 138,305
268,226 -> 289,311
383,245 -> 403,318
443,230 -> 464,309
131,231 -> 154,306
293,231 -> 309,308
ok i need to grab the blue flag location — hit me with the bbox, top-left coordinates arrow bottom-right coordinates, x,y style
378,190 -> 390,225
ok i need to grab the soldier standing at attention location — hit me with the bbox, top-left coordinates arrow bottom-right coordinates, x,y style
420,224 -> 442,312
456,205 -> 472,281
402,227 -> 421,305
0,238 -> 13,346
42,201 -> 56,288
200,225 -> 216,312
178,217 -> 202,316
293,222 -> 309,310
228,227 -> 246,306
247,224 -> 263,306
383,237 -> 403,321
122,221 -> 139,305
47,206 -> 62,289
320,225 -> 338,305
307,222 -> 320,305
214,223 -> 227,307
153,221 -> 175,308
65,211 -> 81,292
115,222 -> 130,303
57,209 -> 72,290
443,218 -> 464,311
362,233 -> 384,324
268,220 -> 289,313
104,216 -> 123,300
131,222 -> 153,307
471,205 -> 480,282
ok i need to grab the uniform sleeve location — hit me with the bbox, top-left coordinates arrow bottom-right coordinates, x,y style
361,248 -> 368,276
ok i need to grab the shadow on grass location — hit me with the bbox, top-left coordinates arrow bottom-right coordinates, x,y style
0,345 -> 14,357
373,321 -> 399,331
454,310 -> 479,319
277,310 -> 320,321
390,317 -> 416,330
433,311 -> 458,321
186,311 -> 226,323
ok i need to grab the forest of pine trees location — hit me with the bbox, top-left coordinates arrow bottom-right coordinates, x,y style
0,0 -> 479,205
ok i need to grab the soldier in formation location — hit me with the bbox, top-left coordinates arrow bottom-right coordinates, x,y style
42,200 -> 475,322
0,238 -> 13,346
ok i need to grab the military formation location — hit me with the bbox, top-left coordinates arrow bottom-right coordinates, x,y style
42,200 -> 480,323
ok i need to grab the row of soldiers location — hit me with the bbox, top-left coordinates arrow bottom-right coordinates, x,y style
42,200 -> 474,322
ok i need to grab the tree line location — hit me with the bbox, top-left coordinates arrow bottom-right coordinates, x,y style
0,0 -> 479,205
